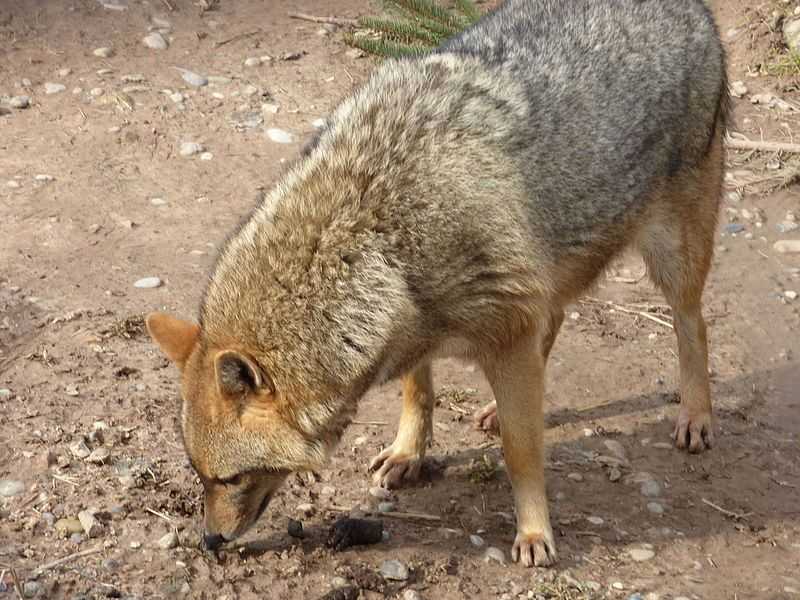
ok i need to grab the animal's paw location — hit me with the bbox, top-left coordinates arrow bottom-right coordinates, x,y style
511,529 -> 557,568
672,407 -> 713,453
474,401 -> 500,434
369,445 -> 423,489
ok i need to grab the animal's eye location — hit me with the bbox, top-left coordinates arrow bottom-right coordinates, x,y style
219,473 -> 242,486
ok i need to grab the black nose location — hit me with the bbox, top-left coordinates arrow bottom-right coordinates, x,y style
202,532 -> 224,551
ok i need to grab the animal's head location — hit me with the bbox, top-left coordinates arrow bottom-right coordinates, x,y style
145,312 -> 336,550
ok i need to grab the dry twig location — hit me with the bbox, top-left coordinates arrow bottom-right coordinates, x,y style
581,297 -> 674,330
32,547 -> 102,577
701,497 -> 752,521
213,29 -> 261,48
288,12 -> 357,26
725,137 -> 800,153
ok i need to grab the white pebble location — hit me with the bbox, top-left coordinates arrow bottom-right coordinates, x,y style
9,95 -> 30,108
58,68 -> 72,77
169,92 -> 184,103
586,516 -> 604,525
469,534 -> 484,547
94,47 -> 114,58
179,142 -> 204,157
0,480 -> 25,497
785,290 -> 798,301
483,546 -> 506,565
35,174 -> 54,182
157,531 -> 179,549
150,198 -> 167,206
7,180 -> 21,188
90,87 -> 105,97
266,128 -> 295,144
142,32 -> 169,50
775,240 -> 800,254
134,277 -> 162,289
244,57 -> 262,67
312,118 -> 326,129
567,472 -> 583,482
380,559 -> 409,581
647,502 -> 665,515
200,152 -> 213,161
44,82 -> 66,94
628,548 -> 655,562
177,69 -> 208,87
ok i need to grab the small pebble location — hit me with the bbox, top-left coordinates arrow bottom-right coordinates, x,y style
586,516 -> 604,526
44,82 -> 66,94
9,95 -> 30,109
603,439 -> 628,462
724,223 -> 745,234
170,92 -> 184,103
369,486 -> 392,500
483,546 -> 506,565
0,387 -> 12,396
331,577 -> 349,589
297,502 -> 314,515
0,479 -> 25,497
567,472 -> 583,482
177,69 -> 208,87
612,582 -> 625,590
775,240 -> 800,254
200,152 -> 213,161
86,447 -> 110,464
244,57 -> 262,67
78,510 -> 103,538
785,290 -> 798,301
94,47 -> 114,58
628,548 -> 655,562
241,84 -> 259,97
379,559 -> 409,581
266,128 -> 295,144
647,502 -> 665,515
377,501 -> 395,513
34,174 -> 54,182
158,531 -> 179,549
130,541 -> 142,549
261,102 -> 280,114
134,277 -> 163,289
70,440 -> 91,459
730,80 -> 748,98
179,141 -> 204,157
23,581 -> 41,598
55,517 -> 84,537
142,32 -> 169,50
403,591 -> 423,600
469,534 -> 484,547
151,197 -> 167,206
312,118 -> 326,129
90,87 -> 105,97
58,67 -> 72,77
640,479 -> 662,497
609,467 -> 622,482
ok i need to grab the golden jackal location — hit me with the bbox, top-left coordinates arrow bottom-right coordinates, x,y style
147,0 -> 727,566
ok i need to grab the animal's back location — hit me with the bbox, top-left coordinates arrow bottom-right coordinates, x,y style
439,0 -> 727,250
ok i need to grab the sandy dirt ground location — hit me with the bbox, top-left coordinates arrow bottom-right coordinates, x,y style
2,0 -> 800,599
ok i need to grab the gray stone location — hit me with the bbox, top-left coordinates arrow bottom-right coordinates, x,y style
469,534 -> 484,547
567,472 -> 583,482
142,32 -> 168,50
78,510 -> 103,538
640,479 -> 662,498
586,516 -> 604,525
22,581 -> 41,598
9,96 -> 30,109
628,548 -> 655,562
179,141 -> 204,156
647,502 -> 665,515
266,128 -> 295,144
44,82 -> 66,94
379,559 -> 409,581
69,440 -> 91,459
603,439 -> 628,462
609,467 -> 622,482
0,479 -> 25,497
377,501 -> 395,513
176,69 -> 208,87
157,530 -> 179,549
483,546 -> 506,565
133,277 -> 162,289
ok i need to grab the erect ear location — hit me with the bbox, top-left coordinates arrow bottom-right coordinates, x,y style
214,350 -> 273,398
145,312 -> 200,369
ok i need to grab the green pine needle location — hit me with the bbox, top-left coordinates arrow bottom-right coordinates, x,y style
455,0 -> 481,23
344,33 -> 432,58
358,16 -> 442,45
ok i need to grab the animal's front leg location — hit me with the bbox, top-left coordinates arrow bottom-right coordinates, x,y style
369,362 -> 434,488
484,335 -> 556,567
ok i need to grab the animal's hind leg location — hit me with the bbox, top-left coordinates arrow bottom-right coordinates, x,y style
475,310 -> 564,434
637,141 -> 722,453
